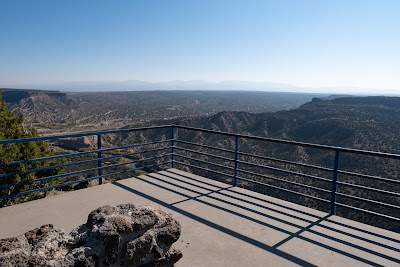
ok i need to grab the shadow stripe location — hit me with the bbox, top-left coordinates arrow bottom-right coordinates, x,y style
166,169 -> 400,253
112,180 -> 317,267
167,169 -> 323,219
133,173 -> 394,266
146,173 -> 303,231
160,171 -> 319,224
273,215 -> 330,248
325,218 -> 400,244
164,172 -> 400,254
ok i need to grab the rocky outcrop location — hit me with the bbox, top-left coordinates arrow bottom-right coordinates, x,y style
0,204 -> 182,267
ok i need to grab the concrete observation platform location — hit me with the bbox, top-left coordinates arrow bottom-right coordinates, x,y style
0,169 -> 399,266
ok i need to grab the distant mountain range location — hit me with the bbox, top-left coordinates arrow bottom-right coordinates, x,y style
3,80 -> 399,95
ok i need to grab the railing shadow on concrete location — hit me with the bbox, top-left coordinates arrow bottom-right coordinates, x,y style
112,168 -> 400,266
162,170 -> 400,247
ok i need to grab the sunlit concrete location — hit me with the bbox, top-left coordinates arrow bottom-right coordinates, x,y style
0,169 -> 399,266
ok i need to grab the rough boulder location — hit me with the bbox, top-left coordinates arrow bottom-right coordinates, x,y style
0,204 -> 182,266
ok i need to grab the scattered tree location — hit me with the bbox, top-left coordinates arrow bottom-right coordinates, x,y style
0,90 -> 64,206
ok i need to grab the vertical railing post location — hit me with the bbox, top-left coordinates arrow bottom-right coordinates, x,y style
97,134 -> 103,185
234,135 -> 240,187
330,148 -> 340,215
171,126 -> 175,168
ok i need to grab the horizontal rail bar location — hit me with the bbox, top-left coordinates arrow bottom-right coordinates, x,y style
336,192 -> 400,209
1,154 -> 172,190
176,125 -> 339,149
175,125 -> 400,159
2,124 -> 399,159
338,147 -> 400,159
0,162 -> 169,200
0,146 -> 171,180
337,181 -> 400,197
0,157 -> 99,181
238,160 -> 331,182
95,139 -> 172,153
173,160 -> 232,178
4,150 -> 99,166
4,139 -> 172,166
1,166 -> 103,190
175,146 -> 235,161
237,176 -> 330,203
93,161 -> 170,183
99,153 -> 172,172
176,140 -> 235,153
337,170 -> 400,184
239,151 -> 333,172
238,168 -> 331,193
0,125 -> 171,144
175,154 -> 235,170
336,203 -> 400,221
99,161 -> 170,180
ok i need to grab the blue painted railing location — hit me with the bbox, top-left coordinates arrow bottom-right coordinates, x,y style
0,125 -> 399,223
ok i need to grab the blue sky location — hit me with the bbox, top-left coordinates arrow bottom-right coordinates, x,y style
1,0 -> 399,93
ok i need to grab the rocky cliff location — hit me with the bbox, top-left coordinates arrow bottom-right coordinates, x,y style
1,88 -> 80,125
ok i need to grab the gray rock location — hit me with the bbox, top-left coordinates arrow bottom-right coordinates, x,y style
0,235 -> 31,267
0,204 -> 182,267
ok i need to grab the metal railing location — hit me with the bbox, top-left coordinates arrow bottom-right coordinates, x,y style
1,125 -> 399,223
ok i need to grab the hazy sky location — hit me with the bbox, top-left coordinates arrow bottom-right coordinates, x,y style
1,0 -> 399,93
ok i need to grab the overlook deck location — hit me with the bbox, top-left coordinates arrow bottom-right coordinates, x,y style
0,169 -> 399,266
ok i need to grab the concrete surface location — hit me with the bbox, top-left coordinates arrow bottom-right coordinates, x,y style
0,168 -> 399,266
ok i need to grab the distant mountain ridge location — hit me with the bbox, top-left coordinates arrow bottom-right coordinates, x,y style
3,80 -> 398,94
1,80 -> 305,92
